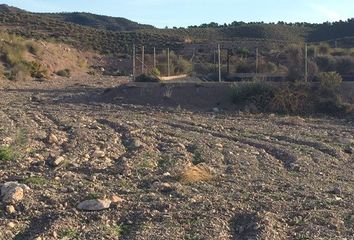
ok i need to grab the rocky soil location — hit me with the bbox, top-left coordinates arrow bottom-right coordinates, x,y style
0,77 -> 353,240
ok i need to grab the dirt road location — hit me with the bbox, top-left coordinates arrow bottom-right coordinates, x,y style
0,77 -> 353,240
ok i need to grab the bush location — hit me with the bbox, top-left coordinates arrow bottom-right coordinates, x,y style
264,62 -> 278,73
0,146 -> 15,161
231,82 -> 275,111
150,67 -> 161,77
135,73 -> 160,82
27,61 -> 48,79
235,48 -> 250,57
285,45 -> 304,81
236,59 -> 255,73
26,42 -> 41,55
56,69 -> 71,77
6,62 -> 31,81
174,58 -> 192,74
335,56 -> 354,75
315,96 -> 354,116
269,84 -> 313,114
193,63 -> 216,75
317,72 -> 342,91
2,44 -> 26,66
316,56 -> 336,72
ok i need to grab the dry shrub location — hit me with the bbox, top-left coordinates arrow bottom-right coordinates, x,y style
180,165 -> 213,183
270,85 -> 313,114
318,71 -> 342,91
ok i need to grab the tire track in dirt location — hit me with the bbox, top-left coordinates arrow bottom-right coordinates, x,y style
270,135 -> 343,158
162,121 -> 299,171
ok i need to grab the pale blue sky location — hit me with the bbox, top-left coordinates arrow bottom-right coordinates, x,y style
2,0 -> 354,27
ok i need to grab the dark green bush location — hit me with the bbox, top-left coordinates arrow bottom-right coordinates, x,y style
315,96 -> 354,116
150,67 -> 161,77
0,146 -> 15,161
135,73 -> 160,82
56,69 -> 71,77
173,58 -> 192,74
231,82 -> 275,111
26,42 -> 40,55
231,80 -> 353,116
26,61 -> 48,79
316,56 -> 336,72
335,56 -> 354,74
236,60 -> 255,73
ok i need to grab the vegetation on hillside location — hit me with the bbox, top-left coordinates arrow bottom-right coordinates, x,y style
0,4 -> 183,55
0,31 -> 92,81
0,32 -> 48,81
42,12 -> 154,31
2,4 -> 354,56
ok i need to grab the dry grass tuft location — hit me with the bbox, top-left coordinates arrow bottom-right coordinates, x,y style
180,165 -> 213,183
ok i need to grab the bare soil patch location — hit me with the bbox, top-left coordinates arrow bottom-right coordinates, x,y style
0,77 -> 353,240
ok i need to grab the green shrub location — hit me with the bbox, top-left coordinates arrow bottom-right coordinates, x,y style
26,61 -> 48,79
315,96 -> 354,116
174,58 -> 192,74
26,42 -> 41,55
150,67 -> 161,77
56,69 -> 71,77
231,82 -> 275,111
135,73 -> 160,82
0,146 -> 15,161
235,48 -> 250,57
21,176 -> 46,186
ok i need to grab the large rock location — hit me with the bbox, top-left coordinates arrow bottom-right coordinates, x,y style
1,182 -> 30,203
51,156 -> 65,167
92,149 -> 105,158
77,199 -> 111,211
47,133 -> 59,145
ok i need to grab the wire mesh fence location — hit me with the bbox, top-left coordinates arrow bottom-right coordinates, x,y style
125,39 -> 354,82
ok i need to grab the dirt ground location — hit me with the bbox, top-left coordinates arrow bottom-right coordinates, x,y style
0,76 -> 353,240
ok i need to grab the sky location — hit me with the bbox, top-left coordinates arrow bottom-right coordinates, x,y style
1,0 -> 354,28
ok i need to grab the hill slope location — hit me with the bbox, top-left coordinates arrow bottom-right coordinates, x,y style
41,12 -> 154,32
0,5 -> 183,54
1,4 -> 354,55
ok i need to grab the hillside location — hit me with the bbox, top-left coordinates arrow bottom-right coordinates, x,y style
41,12 -> 154,32
0,31 -> 97,81
1,4 -> 354,54
0,5 -> 183,54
